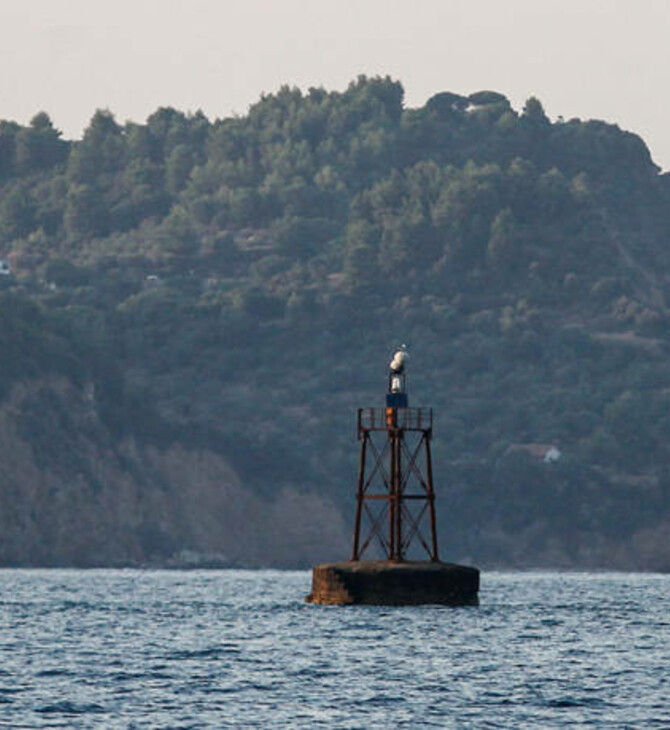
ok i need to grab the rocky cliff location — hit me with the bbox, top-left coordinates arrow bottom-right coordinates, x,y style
0,376 -> 348,567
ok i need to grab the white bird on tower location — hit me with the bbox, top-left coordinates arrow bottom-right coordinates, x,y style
390,346 -> 408,374
388,346 -> 409,394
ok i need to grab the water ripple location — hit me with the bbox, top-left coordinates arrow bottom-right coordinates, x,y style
1,569 -> 670,727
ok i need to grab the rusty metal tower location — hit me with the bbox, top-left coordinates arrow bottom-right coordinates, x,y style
351,348 -> 439,562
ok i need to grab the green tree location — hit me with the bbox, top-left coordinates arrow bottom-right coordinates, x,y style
487,208 -> 519,268
166,144 -> 196,194
0,120 -> 20,179
15,112 -> 68,173
0,183 -> 36,241
522,96 -> 550,126
67,109 -> 125,184
64,184 -> 107,238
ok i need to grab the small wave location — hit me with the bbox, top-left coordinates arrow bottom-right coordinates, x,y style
35,668 -> 73,678
57,600 -> 94,610
165,645 -> 240,661
545,696 -> 610,709
111,671 -> 173,682
36,700 -> 106,715
289,668 -> 337,679
353,694 -> 407,706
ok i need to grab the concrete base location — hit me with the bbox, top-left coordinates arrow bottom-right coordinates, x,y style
306,560 -> 479,606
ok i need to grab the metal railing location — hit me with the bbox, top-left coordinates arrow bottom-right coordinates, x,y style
358,407 -> 433,433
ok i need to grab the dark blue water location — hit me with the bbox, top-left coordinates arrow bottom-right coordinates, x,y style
1,570 -> 669,728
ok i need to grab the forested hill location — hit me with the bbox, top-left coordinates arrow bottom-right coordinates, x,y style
2,76 -> 670,569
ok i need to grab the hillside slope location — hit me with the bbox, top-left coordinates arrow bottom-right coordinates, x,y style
2,77 -> 670,568
0,376 -> 346,566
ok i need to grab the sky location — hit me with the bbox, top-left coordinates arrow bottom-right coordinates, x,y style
1,0 -> 669,169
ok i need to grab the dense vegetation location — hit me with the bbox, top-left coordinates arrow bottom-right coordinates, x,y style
2,76 -> 670,568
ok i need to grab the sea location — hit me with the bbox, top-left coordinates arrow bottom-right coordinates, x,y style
0,569 -> 669,729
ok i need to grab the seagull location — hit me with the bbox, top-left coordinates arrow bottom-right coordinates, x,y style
389,345 -> 409,373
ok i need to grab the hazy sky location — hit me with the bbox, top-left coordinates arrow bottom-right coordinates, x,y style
2,0 -> 669,169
